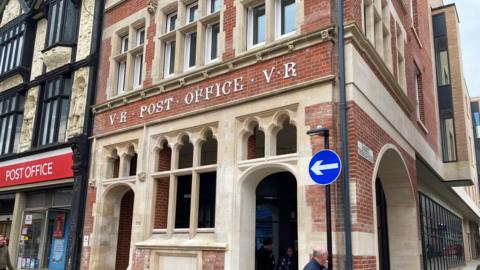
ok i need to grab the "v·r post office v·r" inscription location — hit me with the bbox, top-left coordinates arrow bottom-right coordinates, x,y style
107,62 -> 298,126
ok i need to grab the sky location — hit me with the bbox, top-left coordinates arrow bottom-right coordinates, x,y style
443,0 -> 480,97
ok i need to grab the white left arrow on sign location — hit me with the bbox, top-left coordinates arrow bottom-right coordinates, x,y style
310,160 -> 339,176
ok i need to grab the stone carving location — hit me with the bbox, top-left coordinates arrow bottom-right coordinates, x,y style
20,90 -> 38,147
88,178 -> 97,187
41,46 -> 72,72
147,0 -> 158,14
69,76 -> 86,131
137,172 -> 146,182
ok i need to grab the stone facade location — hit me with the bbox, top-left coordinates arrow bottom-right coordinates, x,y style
83,0 -> 480,270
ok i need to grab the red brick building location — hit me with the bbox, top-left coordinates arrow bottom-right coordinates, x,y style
82,0 -> 480,269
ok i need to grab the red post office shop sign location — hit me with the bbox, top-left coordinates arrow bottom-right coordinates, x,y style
0,148 -> 73,188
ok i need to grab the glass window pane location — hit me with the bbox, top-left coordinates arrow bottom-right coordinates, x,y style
134,53 -> 143,87
253,4 -> 265,45
63,0 -> 78,43
55,0 -> 65,44
436,50 -> 450,86
48,2 -> 58,45
198,172 -> 216,228
17,212 -> 45,268
164,41 -> 176,76
281,0 -> 296,35
211,23 -> 219,60
167,12 -> 177,32
117,61 -> 126,94
57,98 -> 69,142
441,117 -> 456,161
136,28 -> 145,46
187,3 -> 199,23
188,32 -> 197,68
120,36 -> 128,53
174,175 -> 192,229
210,0 -> 221,13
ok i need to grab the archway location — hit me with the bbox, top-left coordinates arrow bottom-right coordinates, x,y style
114,190 -> 134,270
237,164 -> 298,270
373,145 -> 421,270
256,172 -> 297,263
91,185 -> 134,270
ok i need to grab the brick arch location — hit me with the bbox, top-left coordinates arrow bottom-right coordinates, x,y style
371,144 -> 421,270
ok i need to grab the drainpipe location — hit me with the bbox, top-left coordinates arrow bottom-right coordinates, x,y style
68,0 -> 105,269
336,0 -> 353,268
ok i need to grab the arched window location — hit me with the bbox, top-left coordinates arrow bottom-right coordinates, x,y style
247,124 -> 265,159
158,141 -> 172,171
178,135 -> 194,169
124,146 -> 137,177
108,149 -> 120,178
201,130 -> 217,165
276,118 -> 296,155
128,153 -> 137,176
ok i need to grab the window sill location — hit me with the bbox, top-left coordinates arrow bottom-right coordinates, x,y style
42,42 -> 76,54
417,119 -> 428,134
410,25 -> 423,49
275,31 -> 296,41
0,66 -> 30,82
178,21 -> 197,34
113,52 -> 127,61
199,10 -> 220,25
159,30 -> 176,41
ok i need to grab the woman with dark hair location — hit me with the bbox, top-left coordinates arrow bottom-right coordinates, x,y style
277,246 -> 296,270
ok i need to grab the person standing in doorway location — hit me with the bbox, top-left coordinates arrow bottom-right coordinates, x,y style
276,246 -> 296,270
0,234 -> 15,270
303,246 -> 328,270
256,238 -> 275,270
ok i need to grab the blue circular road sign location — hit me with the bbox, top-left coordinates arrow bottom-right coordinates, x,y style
308,149 -> 342,185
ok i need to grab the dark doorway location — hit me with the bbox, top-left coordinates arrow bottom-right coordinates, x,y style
376,178 -> 390,270
255,172 -> 297,263
115,190 -> 134,270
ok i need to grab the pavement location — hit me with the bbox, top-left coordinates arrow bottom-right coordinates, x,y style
462,260 -> 480,270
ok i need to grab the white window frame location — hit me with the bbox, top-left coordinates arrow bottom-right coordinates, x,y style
415,68 -> 421,121
247,3 -> 266,49
275,0 -> 296,39
410,0 -> 414,20
164,40 -> 175,77
205,23 -> 220,63
136,27 -> 145,47
120,35 -> 129,53
133,53 -> 143,88
207,0 -> 221,14
117,60 -> 126,95
186,2 -> 199,24
184,31 -> 197,71
166,12 -> 178,33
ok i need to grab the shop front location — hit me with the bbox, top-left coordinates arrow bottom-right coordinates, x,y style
0,148 -> 74,270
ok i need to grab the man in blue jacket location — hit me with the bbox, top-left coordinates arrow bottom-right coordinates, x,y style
303,246 -> 328,270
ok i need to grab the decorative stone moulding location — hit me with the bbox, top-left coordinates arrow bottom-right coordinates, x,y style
67,68 -> 89,138
93,26 -> 336,113
147,0 -> 158,14
137,172 -> 146,182
42,46 -> 72,72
